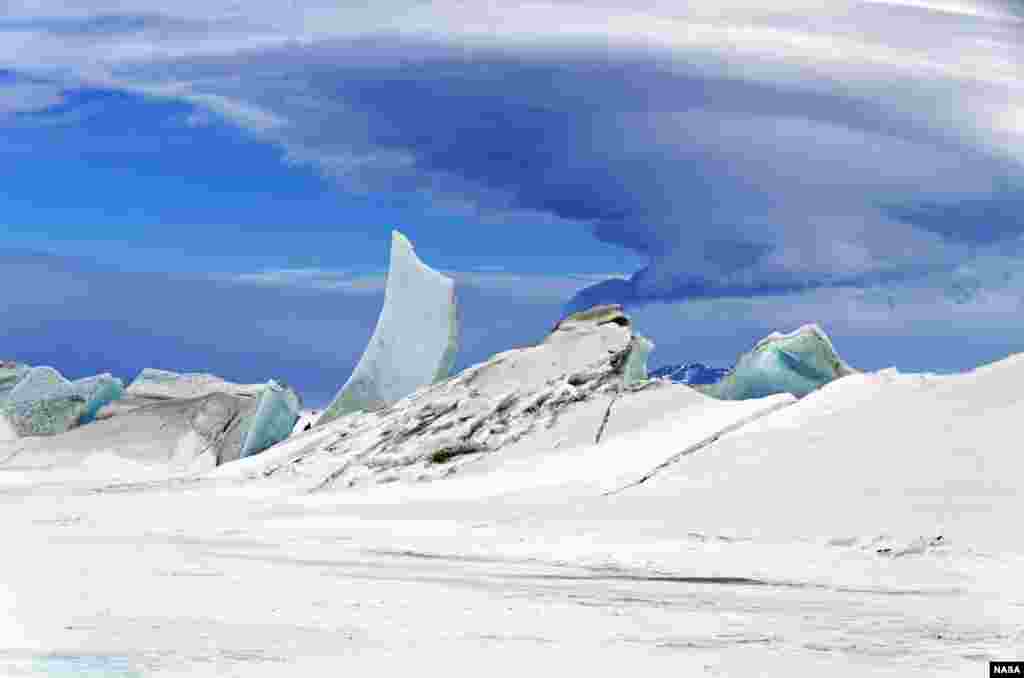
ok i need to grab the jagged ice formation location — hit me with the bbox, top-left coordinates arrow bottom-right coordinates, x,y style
696,324 -> 856,400
317,231 -> 458,426
239,380 -> 303,459
0,365 -> 124,438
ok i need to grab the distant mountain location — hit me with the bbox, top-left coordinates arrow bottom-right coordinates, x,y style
650,362 -> 730,385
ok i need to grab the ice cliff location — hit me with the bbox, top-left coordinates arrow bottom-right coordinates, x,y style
696,324 -> 856,400
317,231 -> 458,426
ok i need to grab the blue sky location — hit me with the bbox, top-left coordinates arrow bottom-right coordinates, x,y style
1,1 -> 1023,405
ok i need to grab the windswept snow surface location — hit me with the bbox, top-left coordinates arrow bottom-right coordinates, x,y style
317,231 -> 458,425
1,344 -> 1023,674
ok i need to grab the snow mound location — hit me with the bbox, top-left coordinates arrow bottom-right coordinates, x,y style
215,305 -> 790,495
590,355 -> 1024,553
317,230 -> 458,425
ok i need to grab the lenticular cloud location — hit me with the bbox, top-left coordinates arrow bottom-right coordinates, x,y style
3,1 -> 1022,299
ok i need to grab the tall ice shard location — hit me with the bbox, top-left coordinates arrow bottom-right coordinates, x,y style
697,324 -> 856,400
317,231 -> 459,426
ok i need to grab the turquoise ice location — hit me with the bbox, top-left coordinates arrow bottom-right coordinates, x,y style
239,380 -> 302,458
697,324 -> 856,400
0,366 -> 124,437
71,374 -> 125,424
622,334 -> 655,387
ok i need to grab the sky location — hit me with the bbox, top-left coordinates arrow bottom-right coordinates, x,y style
1,0 -> 1022,405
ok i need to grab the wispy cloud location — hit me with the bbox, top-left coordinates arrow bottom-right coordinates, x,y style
218,267 -> 627,301
217,268 -> 387,293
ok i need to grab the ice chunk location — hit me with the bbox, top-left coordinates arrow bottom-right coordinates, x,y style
0,361 -> 30,399
69,373 -> 125,425
8,391 -> 257,470
126,368 -> 266,401
698,324 -> 856,400
0,366 -> 124,437
0,367 -> 86,437
239,380 -> 302,458
622,334 -> 655,386
317,231 -> 458,425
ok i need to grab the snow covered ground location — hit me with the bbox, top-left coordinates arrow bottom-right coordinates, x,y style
1,350 -> 1023,675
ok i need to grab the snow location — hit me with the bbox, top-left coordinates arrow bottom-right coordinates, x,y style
0,318 -> 1022,675
317,231 -> 458,425
0,415 -> 16,442
0,391 -> 283,474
